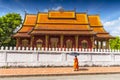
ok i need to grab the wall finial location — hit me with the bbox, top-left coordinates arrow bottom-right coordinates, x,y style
74,8 -> 76,12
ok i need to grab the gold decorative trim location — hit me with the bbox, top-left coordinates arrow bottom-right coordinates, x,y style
60,35 -> 64,48
91,37 -> 94,48
16,38 -> 20,47
30,36 -> 34,47
45,35 -> 49,47
66,39 -> 72,48
75,35 -> 78,48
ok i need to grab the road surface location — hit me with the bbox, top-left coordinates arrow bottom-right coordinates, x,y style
0,74 -> 120,80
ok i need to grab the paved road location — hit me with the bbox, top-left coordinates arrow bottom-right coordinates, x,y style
1,74 -> 120,80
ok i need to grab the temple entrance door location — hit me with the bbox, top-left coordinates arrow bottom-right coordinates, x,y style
36,39 -> 43,49
50,38 -> 58,48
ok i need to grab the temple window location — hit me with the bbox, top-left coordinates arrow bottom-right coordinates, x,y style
50,38 -> 58,48
66,39 -> 72,48
81,40 -> 88,49
36,39 -> 43,49
22,39 -> 28,47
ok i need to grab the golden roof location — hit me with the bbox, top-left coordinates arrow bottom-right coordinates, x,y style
24,14 -> 37,25
92,27 -> 107,33
13,10 -> 113,39
35,24 -> 90,30
37,13 -> 88,24
13,14 -> 36,38
96,33 -> 114,39
88,15 -> 102,26
48,11 -> 75,18
13,33 -> 30,38
18,26 -> 34,33
31,30 -> 95,35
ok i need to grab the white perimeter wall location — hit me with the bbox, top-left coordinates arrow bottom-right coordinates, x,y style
0,50 -> 120,67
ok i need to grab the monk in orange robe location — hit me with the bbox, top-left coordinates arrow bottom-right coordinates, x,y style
74,56 -> 79,71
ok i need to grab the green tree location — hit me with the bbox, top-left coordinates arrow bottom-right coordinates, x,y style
109,36 -> 120,49
0,13 -> 22,46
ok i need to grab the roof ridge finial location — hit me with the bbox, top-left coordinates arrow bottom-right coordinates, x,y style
23,9 -> 27,14
47,7 -> 50,12
36,8 -> 40,12
58,7 -> 64,12
74,8 -> 76,12
86,9 -> 88,13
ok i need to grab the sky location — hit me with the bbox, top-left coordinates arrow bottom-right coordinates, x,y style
0,0 -> 120,36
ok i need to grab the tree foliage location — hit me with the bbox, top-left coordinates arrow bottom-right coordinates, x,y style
109,36 -> 120,49
0,13 -> 22,46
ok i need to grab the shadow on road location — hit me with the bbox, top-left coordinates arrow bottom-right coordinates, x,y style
79,68 -> 88,71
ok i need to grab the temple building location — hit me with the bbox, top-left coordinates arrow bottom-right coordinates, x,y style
13,10 -> 113,49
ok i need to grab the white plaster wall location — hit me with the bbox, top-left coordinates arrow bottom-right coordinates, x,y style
38,53 -> 61,62
114,55 -> 120,61
92,54 -> 111,61
0,52 -> 6,62
1,50 -> 120,67
66,54 -> 74,62
7,53 -> 33,62
78,54 -> 92,61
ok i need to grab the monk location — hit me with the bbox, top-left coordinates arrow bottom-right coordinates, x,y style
74,56 -> 79,71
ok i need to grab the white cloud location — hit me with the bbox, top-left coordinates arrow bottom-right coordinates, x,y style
52,6 -> 63,11
103,17 -> 120,37
111,31 -> 120,37
43,6 -> 63,12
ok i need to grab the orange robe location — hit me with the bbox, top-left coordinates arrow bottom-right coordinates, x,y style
74,57 -> 79,70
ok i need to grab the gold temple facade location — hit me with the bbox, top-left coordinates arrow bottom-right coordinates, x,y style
13,10 -> 113,49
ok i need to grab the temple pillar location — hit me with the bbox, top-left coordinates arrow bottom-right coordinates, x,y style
60,35 -> 64,48
106,40 -> 109,49
91,37 -> 94,49
45,35 -> 49,48
30,36 -> 34,47
94,40 -> 97,49
100,40 -> 103,49
105,41 -> 107,49
96,40 -> 99,49
16,38 -> 20,48
75,35 -> 78,48
103,41 -> 105,49
98,41 -> 101,49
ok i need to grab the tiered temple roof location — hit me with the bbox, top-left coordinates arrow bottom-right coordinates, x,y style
14,14 -> 37,37
88,15 -> 112,38
13,10 -> 113,39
